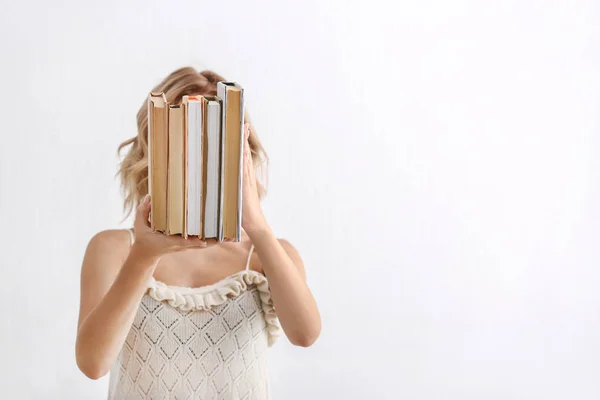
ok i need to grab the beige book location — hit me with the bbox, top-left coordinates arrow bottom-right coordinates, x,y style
182,95 -> 204,238
148,93 -> 169,233
167,104 -> 185,235
217,82 -> 244,241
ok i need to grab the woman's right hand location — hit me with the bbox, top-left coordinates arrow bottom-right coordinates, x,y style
131,194 -> 215,260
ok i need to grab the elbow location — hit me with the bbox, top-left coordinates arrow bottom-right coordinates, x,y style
81,368 -> 107,381
289,325 -> 321,348
77,358 -> 110,380
291,336 -> 317,347
76,353 -> 110,380
76,342 -> 110,380
290,333 -> 319,347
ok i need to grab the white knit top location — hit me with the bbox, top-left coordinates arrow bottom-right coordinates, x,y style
107,229 -> 281,400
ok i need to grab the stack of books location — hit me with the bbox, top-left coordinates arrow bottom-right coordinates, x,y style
147,81 -> 245,242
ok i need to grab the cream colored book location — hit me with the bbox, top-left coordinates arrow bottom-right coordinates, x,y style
147,93 -> 168,233
217,82 -> 244,242
167,104 -> 185,235
183,96 -> 203,237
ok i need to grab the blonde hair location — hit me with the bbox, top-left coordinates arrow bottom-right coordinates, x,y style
117,67 -> 269,218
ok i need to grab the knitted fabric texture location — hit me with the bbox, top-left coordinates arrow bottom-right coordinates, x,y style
107,269 -> 281,400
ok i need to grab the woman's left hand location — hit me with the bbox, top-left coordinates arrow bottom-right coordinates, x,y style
241,123 -> 268,234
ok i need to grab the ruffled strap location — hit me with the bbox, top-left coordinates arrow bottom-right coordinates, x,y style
146,270 -> 281,347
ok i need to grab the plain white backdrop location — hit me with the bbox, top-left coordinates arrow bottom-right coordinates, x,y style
0,0 -> 599,399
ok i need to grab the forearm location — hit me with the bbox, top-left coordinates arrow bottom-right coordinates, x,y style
76,247 -> 159,379
247,225 -> 321,346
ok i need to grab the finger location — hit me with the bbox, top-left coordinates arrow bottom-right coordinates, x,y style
243,139 -> 249,160
188,241 -> 207,248
244,141 -> 253,168
165,234 -> 189,247
203,238 -> 219,246
191,236 -> 208,245
171,235 -> 209,249
244,123 -> 250,141
135,195 -> 151,224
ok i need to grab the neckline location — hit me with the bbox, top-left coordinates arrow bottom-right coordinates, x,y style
148,268 -> 265,295
144,263 -> 282,347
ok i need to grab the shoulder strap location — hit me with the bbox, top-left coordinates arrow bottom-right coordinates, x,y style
244,244 -> 255,271
127,228 -> 135,246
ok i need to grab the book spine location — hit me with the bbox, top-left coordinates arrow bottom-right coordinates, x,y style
147,95 -> 154,231
184,97 -> 204,238
167,105 -> 185,235
198,99 -> 204,238
201,100 -> 209,240
182,102 -> 188,239
148,93 -> 168,234
217,83 -> 226,242
236,85 -> 244,242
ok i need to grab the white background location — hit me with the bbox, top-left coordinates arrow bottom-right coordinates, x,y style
1,0 -> 599,399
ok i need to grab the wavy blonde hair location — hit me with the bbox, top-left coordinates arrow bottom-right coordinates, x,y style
117,67 -> 269,218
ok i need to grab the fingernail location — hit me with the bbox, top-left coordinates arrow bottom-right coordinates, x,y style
144,194 -> 151,204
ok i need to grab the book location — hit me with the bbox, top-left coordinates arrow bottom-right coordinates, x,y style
183,95 -> 203,237
203,96 -> 222,240
167,104 -> 185,235
147,92 -> 169,233
217,82 -> 244,242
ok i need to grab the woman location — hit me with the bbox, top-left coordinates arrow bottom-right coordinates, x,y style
75,67 -> 321,399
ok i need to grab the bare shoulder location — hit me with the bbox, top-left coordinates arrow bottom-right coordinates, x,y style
83,229 -> 133,273
245,237 -> 306,279
87,229 -> 132,256
277,239 -> 303,264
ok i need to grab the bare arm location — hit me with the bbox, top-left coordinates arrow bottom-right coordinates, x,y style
75,234 -> 159,379
248,225 -> 321,347
75,196 -> 209,379
240,123 -> 321,347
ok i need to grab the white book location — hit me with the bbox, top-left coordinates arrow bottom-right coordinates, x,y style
183,96 -> 202,236
203,97 -> 222,239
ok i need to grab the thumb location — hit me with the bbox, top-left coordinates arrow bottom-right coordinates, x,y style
136,194 -> 151,223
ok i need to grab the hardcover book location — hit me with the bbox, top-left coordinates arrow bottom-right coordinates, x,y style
217,82 -> 244,242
